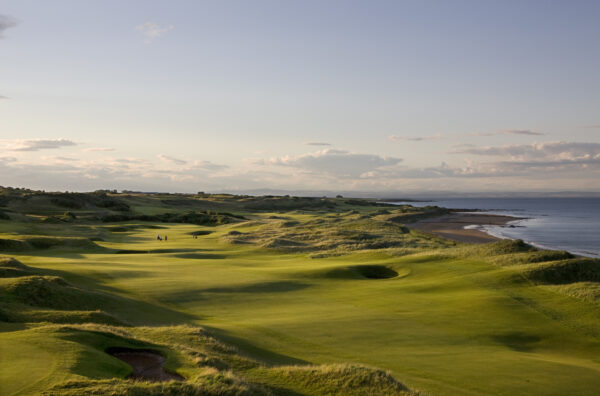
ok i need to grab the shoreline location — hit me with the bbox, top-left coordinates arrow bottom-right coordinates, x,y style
409,212 -> 523,244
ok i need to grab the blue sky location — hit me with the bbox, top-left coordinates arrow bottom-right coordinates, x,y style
1,1 -> 599,193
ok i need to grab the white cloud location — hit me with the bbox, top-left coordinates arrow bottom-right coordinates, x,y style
306,142 -> 331,146
135,22 -> 174,43
389,129 -> 542,143
263,148 -> 402,178
0,152 -> 235,192
358,161 -> 511,180
452,141 -> 600,160
452,143 -> 476,148
155,156 -> 227,171
440,141 -> 600,178
1,141 -> 599,193
469,129 -> 544,137
0,15 -> 18,39
388,133 -> 443,142
1,138 -> 77,152
52,156 -> 78,162
83,147 -> 115,152
157,154 -> 187,165
190,160 -> 229,171
114,157 -> 147,165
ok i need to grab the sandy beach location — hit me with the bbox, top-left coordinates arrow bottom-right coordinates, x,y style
410,213 -> 522,244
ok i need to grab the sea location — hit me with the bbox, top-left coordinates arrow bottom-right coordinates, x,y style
391,198 -> 600,258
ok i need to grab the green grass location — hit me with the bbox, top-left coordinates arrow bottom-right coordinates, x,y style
1,190 -> 600,395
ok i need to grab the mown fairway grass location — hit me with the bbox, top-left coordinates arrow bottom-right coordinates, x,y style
1,192 -> 600,395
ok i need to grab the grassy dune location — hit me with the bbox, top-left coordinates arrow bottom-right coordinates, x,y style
1,189 -> 600,395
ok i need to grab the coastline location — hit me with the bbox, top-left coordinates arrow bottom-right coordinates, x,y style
409,212 -> 522,244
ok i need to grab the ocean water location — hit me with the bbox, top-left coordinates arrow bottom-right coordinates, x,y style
392,198 -> 600,258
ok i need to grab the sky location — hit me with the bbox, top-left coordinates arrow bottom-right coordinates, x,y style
1,0 -> 600,195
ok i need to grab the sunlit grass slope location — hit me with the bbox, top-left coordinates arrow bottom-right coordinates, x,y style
1,189 -> 600,395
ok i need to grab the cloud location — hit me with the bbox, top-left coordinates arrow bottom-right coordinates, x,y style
0,156 -> 17,163
353,141 -> 600,182
263,148 -> 402,178
157,154 -> 187,165
0,95 -> 8,101
452,143 -> 476,148
52,156 -> 78,162
388,133 -> 443,142
469,129 -> 544,137
497,157 -> 600,169
190,160 -> 229,171
156,155 -> 228,171
504,129 -> 544,136
83,147 -> 115,152
135,22 -> 174,42
0,15 -> 18,39
357,160 -> 513,180
1,138 -> 77,152
582,125 -> 600,129
451,141 -> 600,160
115,157 -> 146,164
390,130 -> 542,142
0,144 -> 599,193
442,141 -> 600,178
306,142 -> 331,146
0,151 -> 235,193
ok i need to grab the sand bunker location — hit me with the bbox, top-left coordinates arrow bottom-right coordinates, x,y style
107,347 -> 184,382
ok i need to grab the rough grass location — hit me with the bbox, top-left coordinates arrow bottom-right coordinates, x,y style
271,364 -> 417,396
0,303 -> 124,325
0,256 -> 31,277
461,238 -> 535,256
1,275 -> 106,310
44,376 -> 264,396
0,258 -> 117,312
101,211 -> 245,226
547,282 -> 600,304
224,212 -> 454,253
0,258 -> 139,327
487,249 -> 573,266
0,236 -> 100,252
524,258 -> 600,284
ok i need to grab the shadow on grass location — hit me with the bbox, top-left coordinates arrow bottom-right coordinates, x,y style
114,248 -> 202,254
173,253 -> 226,260
113,248 -> 210,254
203,325 -> 310,366
189,230 -> 213,236
313,265 -> 402,280
492,332 -> 542,352
0,321 -> 27,333
106,224 -> 167,233
160,281 -> 311,305
89,270 -> 153,281
205,281 -> 310,294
